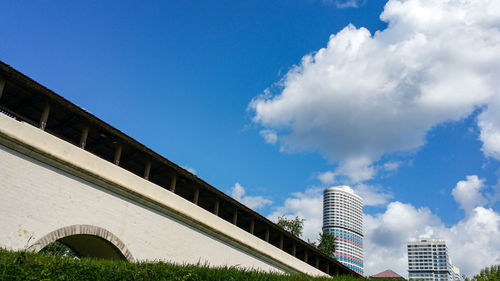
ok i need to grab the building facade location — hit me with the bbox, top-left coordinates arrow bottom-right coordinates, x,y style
322,186 -> 364,275
407,238 -> 461,281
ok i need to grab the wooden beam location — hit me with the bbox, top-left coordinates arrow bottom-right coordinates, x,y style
143,159 -> 151,180
0,77 -> 5,100
0,104 -> 34,125
232,208 -> 238,225
113,142 -> 122,165
265,228 -> 270,242
117,148 -> 139,165
170,173 -> 177,192
193,186 -> 200,205
213,197 -> 219,215
326,262 -> 330,275
315,256 -> 319,268
304,249 -> 308,263
85,136 -> 118,150
279,234 -> 283,250
249,219 -> 255,235
54,114 -> 77,130
39,102 -> 50,130
79,125 -> 89,149
292,242 -> 296,257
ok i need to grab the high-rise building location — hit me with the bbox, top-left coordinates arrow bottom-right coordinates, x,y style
451,265 -> 461,281
322,186 -> 364,275
407,238 -> 461,281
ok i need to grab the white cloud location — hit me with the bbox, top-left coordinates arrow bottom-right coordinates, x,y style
492,180 -> 500,203
267,183 -> 391,245
364,175 -> 500,277
364,202 -> 443,277
444,207 -> 500,277
182,166 -> 197,175
318,159 -> 403,185
259,129 -> 278,144
335,0 -> 361,8
382,161 -> 402,172
250,0 -> 500,171
353,183 -> 393,206
478,94 -> 500,160
335,157 -> 376,183
323,0 -> 363,8
452,175 -> 487,215
317,171 -> 336,185
269,176 -> 500,278
268,187 -> 324,242
317,157 -> 376,184
364,202 -> 500,278
230,182 -> 272,210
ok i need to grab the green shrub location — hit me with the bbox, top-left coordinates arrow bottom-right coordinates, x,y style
0,248 -> 388,281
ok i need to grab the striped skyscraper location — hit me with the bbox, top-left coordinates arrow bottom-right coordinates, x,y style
322,186 -> 364,275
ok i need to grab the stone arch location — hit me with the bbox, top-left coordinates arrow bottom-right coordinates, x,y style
32,224 -> 134,262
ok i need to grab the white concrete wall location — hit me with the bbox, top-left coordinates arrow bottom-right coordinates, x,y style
0,143 -> 283,271
0,113 -> 327,277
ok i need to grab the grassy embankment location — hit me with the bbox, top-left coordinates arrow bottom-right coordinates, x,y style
0,248 -> 383,281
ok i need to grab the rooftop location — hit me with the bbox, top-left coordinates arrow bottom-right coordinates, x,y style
324,185 -> 362,201
371,269 -> 405,279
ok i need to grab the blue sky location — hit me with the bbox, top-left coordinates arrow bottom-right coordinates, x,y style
2,0 -> 500,277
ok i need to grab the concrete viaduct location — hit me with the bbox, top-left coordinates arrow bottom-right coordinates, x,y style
0,61 -> 355,277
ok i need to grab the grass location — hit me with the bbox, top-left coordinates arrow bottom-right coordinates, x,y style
0,248 -> 386,281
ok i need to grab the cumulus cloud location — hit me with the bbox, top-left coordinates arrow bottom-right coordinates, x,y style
382,161 -> 403,172
364,202 -> 500,278
259,129 -> 278,144
353,183 -> 393,206
365,175 -> 500,277
364,202 -> 445,276
230,182 -> 272,210
267,183 -> 390,244
250,0 -> 500,174
452,175 -> 487,215
336,157 -> 376,183
323,0 -> 363,9
267,187 -> 324,242
444,207 -> 500,277
317,157 -> 376,184
318,171 -> 336,185
317,159 -> 405,185
478,94 -> 500,160
182,166 -> 197,175
269,176 -> 500,277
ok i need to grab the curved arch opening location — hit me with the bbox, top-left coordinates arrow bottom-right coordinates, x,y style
41,234 -> 127,260
34,225 -> 134,262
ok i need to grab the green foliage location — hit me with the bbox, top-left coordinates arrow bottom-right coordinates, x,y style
467,265 -> 500,281
0,248 -> 371,281
277,215 -> 305,237
317,232 -> 336,256
307,232 -> 336,256
39,241 -> 79,259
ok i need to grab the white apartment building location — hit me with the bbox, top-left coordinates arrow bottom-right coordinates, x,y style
323,186 -> 364,275
408,238 -> 461,281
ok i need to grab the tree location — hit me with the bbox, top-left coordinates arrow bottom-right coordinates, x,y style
317,232 -> 336,256
277,215 -> 304,237
40,241 -> 79,258
466,265 -> 500,281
